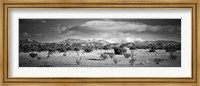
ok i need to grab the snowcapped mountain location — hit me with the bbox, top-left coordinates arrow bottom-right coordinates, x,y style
59,38 -> 87,44
58,38 -> 109,45
19,38 -> 180,46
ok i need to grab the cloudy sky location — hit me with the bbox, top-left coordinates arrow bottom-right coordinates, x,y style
19,19 -> 181,43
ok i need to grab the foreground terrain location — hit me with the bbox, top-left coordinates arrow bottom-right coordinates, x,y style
19,49 -> 181,67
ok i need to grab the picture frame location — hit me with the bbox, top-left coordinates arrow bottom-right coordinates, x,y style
0,0 -> 199,86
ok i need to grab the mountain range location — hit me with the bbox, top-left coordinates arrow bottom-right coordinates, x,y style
58,38 -> 109,44
19,38 -> 180,45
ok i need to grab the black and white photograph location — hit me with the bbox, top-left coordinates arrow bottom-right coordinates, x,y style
19,19 -> 181,67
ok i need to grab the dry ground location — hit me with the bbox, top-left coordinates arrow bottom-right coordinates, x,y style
19,49 -> 181,67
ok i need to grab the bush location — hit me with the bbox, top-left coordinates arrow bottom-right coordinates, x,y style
130,46 -> 137,50
149,48 -> 156,52
165,46 -> 177,52
47,51 -> 54,58
58,48 -> 66,52
23,48 -> 31,52
74,47 -> 80,51
29,52 -> 38,58
76,57 -> 82,65
84,48 -> 93,53
66,46 -> 74,51
114,47 -> 126,55
113,58 -> 118,64
153,58 -> 162,64
149,46 -> 156,52
63,53 -> 67,56
176,44 -> 181,50
100,53 -> 109,60
30,47 -> 38,52
48,49 -> 55,52
108,53 -> 115,59
103,46 -> 111,50
124,53 -> 131,58
37,48 -> 42,52
169,52 -> 178,60
129,58 -> 136,65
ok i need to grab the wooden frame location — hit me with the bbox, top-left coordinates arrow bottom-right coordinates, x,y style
0,0 -> 199,86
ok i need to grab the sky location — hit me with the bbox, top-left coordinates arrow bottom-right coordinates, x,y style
19,19 -> 181,43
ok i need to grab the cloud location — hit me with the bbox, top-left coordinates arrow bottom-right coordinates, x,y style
80,20 -> 148,32
54,20 -> 180,35
75,20 -> 180,33
51,24 -> 73,33
52,20 -> 180,42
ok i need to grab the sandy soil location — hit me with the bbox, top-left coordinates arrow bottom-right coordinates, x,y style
19,49 -> 181,67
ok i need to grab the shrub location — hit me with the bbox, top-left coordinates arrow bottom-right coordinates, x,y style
37,57 -> 42,61
103,46 -> 111,50
114,47 -> 126,55
165,45 -> 178,52
84,48 -> 93,53
124,53 -> 131,58
129,58 -> 136,65
48,49 -> 55,53
66,46 -> 74,51
76,57 -> 82,65
23,48 -> 31,52
149,48 -> 156,52
130,51 -> 137,57
153,58 -> 162,64
29,47 -> 38,52
29,52 -> 38,58
100,53 -> 109,60
165,47 -> 177,52
37,48 -> 42,52
113,58 -> 118,64
74,47 -> 80,51
149,46 -> 156,52
47,50 -> 54,58
176,44 -> 181,50
169,52 -> 178,60
63,53 -> 67,56
108,53 -> 115,59
130,46 -> 137,50
58,48 -> 66,52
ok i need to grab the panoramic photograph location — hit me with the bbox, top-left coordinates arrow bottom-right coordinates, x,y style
19,19 -> 181,67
